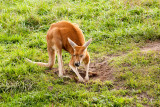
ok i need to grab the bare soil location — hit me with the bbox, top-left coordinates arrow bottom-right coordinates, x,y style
140,41 -> 160,52
45,58 -> 114,82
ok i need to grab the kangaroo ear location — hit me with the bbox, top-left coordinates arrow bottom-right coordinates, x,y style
68,38 -> 78,49
83,38 -> 92,48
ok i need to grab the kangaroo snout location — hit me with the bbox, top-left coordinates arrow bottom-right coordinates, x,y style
74,62 -> 80,67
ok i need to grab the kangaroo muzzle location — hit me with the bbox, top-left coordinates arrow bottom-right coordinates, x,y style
74,62 -> 80,67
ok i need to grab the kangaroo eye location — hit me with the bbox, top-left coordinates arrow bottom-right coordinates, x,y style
80,55 -> 83,57
73,54 -> 76,56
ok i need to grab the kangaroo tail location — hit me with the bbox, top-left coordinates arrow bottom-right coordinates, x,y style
25,58 -> 49,67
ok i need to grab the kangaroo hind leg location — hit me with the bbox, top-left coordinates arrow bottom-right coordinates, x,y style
48,46 -> 56,69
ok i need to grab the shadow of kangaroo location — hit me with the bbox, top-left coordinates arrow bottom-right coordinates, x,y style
26,21 -> 92,82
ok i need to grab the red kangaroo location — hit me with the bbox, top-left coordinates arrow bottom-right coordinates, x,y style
26,21 -> 92,82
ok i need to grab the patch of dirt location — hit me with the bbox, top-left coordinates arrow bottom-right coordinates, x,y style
140,41 -> 160,52
88,60 -> 114,81
45,59 -> 114,82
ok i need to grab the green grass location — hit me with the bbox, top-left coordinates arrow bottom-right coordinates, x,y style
0,0 -> 160,106
110,51 -> 160,106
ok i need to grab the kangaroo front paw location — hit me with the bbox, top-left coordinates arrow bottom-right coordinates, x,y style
58,73 -> 63,78
84,76 -> 89,81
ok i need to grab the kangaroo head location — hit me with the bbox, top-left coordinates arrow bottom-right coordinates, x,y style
68,38 -> 92,67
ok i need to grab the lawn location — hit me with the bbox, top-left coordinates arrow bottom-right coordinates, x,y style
0,0 -> 160,106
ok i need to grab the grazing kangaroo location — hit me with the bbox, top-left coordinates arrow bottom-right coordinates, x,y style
26,21 -> 92,82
